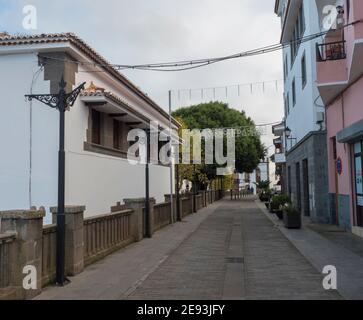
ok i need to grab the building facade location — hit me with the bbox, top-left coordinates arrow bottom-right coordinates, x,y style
275,0 -> 330,223
271,122 -> 286,193
240,160 -> 270,195
0,33 -> 179,223
315,0 -> 363,236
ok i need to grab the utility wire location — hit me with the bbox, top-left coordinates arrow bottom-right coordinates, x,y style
37,19 -> 363,73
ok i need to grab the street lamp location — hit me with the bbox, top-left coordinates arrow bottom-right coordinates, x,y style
285,126 -> 297,148
26,77 -> 86,286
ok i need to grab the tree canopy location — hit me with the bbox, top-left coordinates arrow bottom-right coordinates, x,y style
172,102 -> 265,180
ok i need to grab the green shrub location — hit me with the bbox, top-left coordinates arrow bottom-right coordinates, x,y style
271,194 -> 291,210
282,203 -> 300,215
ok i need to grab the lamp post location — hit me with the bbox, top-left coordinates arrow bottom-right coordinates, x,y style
193,164 -> 197,213
285,126 -> 297,149
26,77 -> 85,286
145,129 -> 152,238
176,163 -> 182,221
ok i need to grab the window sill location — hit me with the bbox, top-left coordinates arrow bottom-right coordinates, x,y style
84,142 -> 128,159
84,142 -> 171,167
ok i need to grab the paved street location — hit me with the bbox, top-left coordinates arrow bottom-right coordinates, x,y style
37,198 -> 341,300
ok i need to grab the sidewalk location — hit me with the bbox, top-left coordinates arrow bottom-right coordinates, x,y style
256,200 -> 363,300
36,198 -> 341,300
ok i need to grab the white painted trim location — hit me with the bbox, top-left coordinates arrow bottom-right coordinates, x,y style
317,81 -> 348,87
352,226 -> 363,239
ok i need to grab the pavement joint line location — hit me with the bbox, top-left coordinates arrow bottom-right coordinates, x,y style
121,255 -> 170,299
254,200 -> 363,300
121,200 -> 224,300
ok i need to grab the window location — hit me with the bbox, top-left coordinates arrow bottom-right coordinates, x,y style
301,53 -> 307,88
332,137 -> 337,160
290,4 -> 306,65
91,109 -> 101,145
347,0 -> 351,21
284,56 -> 288,81
288,166 -> 292,197
292,79 -> 296,106
285,92 -> 290,116
113,120 -> 120,150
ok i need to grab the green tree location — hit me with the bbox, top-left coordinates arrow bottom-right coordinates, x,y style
173,102 -> 265,185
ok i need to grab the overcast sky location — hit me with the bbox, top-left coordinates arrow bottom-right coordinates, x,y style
0,0 -> 283,152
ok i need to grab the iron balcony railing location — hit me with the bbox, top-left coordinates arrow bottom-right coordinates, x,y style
316,40 -> 347,62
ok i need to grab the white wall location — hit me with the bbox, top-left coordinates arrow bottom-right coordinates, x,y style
0,53 -> 58,219
66,152 -> 171,218
0,50 -> 174,224
282,0 -> 325,150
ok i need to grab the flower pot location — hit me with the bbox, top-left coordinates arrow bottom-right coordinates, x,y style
265,202 -> 269,209
275,210 -> 283,220
283,210 -> 301,229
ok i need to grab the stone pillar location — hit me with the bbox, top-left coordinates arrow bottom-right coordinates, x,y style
201,191 -> 206,207
124,198 -> 155,241
149,198 -> 156,236
51,206 -> 85,277
0,208 -> 45,300
164,194 -> 178,222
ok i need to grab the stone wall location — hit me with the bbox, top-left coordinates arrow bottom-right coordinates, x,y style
0,190 -> 224,300
286,131 -> 330,224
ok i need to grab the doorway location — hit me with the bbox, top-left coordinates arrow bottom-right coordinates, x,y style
354,141 -> 363,227
302,159 -> 310,216
296,162 -> 302,213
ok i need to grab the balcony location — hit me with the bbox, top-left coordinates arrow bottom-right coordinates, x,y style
273,137 -> 283,146
316,40 -> 348,105
272,122 -> 285,137
271,152 -> 286,164
316,41 -> 346,62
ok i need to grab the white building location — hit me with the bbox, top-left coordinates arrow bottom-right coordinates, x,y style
274,0 -> 330,223
0,33 -> 179,223
240,160 -> 270,195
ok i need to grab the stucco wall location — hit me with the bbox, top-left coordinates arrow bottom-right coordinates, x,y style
282,0 -> 325,147
0,51 -> 174,224
0,53 -> 58,216
326,76 -> 363,228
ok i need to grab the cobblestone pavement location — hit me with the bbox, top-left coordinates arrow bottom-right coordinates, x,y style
37,198 -> 341,300
128,199 -> 341,300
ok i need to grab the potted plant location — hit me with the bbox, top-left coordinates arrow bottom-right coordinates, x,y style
255,181 -> 271,202
270,194 -> 291,220
283,204 -> 301,229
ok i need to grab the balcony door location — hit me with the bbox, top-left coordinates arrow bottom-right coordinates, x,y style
302,159 -> 310,217
354,142 -> 363,227
296,162 -> 302,213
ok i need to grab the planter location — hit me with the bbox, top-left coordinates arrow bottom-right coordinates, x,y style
283,210 -> 301,229
275,210 -> 284,220
265,202 -> 269,209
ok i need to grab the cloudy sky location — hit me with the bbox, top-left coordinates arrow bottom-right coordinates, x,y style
0,0 -> 283,151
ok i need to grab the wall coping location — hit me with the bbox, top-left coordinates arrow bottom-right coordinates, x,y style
50,206 -> 86,214
84,209 -> 133,223
0,209 -> 45,220
0,232 -> 17,243
124,198 -> 155,204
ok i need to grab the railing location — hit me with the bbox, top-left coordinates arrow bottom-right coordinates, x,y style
316,41 -> 346,62
83,210 -> 133,266
41,225 -> 57,286
0,233 -> 16,288
154,203 -> 172,231
196,194 -> 203,211
181,196 -> 192,217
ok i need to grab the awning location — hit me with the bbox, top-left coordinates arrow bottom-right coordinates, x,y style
337,119 -> 363,143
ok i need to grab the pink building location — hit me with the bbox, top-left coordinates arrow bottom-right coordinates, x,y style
316,0 -> 363,237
